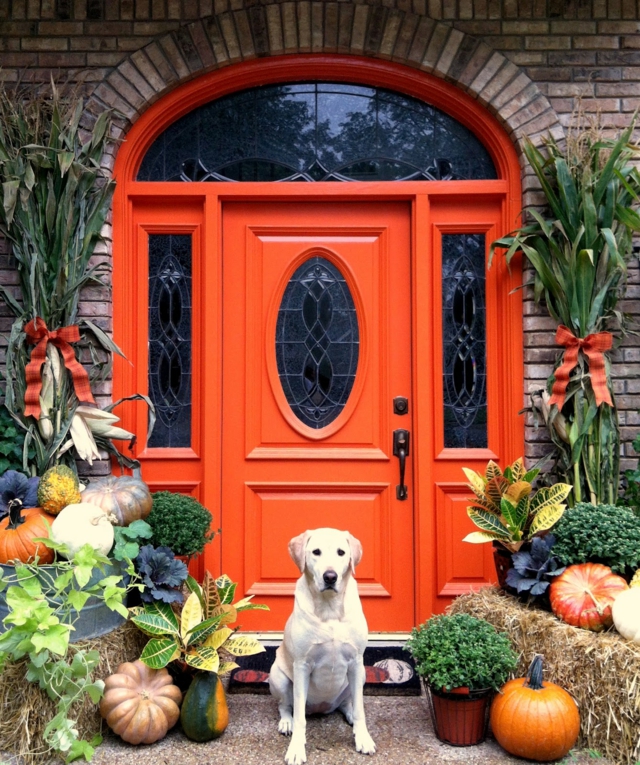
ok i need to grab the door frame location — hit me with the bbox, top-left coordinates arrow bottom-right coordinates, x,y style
112,55 -> 524,624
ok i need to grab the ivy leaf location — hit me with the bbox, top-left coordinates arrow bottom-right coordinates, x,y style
66,590 -> 90,612
31,624 -> 71,656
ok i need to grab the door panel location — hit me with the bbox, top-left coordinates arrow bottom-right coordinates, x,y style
221,202 -> 414,631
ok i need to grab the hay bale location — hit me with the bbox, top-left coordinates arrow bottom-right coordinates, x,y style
449,587 -> 640,765
0,621 -> 147,765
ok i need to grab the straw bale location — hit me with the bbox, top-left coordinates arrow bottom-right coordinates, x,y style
0,621 -> 147,765
449,587 -> 640,765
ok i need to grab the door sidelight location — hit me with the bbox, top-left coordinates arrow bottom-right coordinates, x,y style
393,429 -> 410,501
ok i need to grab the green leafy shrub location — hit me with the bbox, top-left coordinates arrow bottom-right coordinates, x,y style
148,492 -> 216,558
553,502 -> 640,575
404,613 -> 518,692
0,403 -> 33,474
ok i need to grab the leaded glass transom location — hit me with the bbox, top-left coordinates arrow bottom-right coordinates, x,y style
138,83 -> 496,183
276,256 -> 359,429
442,233 -> 487,449
148,234 -> 192,448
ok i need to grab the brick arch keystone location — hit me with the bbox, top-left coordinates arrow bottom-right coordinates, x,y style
87,1 -> 562,189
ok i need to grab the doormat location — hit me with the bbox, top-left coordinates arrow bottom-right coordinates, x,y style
228,645 -> 421,696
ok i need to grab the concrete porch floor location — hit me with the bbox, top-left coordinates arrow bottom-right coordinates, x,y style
90,694 -> 606,765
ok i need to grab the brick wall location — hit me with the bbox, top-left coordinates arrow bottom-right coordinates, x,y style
1,0 -> 639,476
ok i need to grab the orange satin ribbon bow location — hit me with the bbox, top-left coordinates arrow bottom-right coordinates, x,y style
23,317 -> 96,419
548,325 -> 613,409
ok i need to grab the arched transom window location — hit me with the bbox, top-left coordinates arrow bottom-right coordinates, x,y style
138,83 -> 497,183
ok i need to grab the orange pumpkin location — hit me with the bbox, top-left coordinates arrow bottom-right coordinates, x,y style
100,660 -> 182,745
81,475 -> 152,526
0,500 -> 55,564
550,562 -> 628,631
491,655 -> 580,762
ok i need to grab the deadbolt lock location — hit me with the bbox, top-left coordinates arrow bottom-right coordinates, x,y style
393,396 -> 409,415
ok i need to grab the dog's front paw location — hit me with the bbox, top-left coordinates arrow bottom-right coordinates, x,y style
285,738 -> 307,765
278,717 -> 293,735
355,729 -> 376,755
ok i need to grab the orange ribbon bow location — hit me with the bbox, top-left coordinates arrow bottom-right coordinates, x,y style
23,317 -> 96,419
548,325 -> 613,410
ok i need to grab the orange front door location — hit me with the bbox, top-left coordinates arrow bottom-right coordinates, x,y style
221,201 -> 414,631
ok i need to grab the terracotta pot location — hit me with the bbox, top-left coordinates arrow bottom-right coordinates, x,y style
427,683 -> 492,746
492,542 -> 514,589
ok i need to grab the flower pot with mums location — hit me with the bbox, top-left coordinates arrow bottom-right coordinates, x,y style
405,613 -> 518,746
147,491 -> 216,560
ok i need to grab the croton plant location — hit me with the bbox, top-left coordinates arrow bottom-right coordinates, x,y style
463,458 -> 572,553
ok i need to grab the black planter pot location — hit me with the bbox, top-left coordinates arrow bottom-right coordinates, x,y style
492,542 -> 514,589
425,682 -> 492,746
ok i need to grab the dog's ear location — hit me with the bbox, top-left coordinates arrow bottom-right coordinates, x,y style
288,531 -> 311,573
346,532 -> 363,575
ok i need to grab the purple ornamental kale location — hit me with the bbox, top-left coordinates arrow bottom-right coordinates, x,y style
506,534 -> 566,599
0,470 -> 40,521
136,545 -> 189,604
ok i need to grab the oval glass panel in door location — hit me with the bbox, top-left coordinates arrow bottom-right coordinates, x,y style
276,256 -> 359,429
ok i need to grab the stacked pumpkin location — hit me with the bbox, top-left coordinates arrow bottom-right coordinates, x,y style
0,467 -> 153,565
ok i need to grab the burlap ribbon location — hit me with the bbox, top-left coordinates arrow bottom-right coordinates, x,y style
23,317 -> 95,418
548,324 -> 613,409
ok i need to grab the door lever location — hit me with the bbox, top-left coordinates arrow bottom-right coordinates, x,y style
393,429 -> 410,501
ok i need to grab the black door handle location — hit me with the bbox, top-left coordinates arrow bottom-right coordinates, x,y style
393,429 -> 410,501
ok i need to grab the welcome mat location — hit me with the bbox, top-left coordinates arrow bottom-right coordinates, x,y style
228,645 -> 421,696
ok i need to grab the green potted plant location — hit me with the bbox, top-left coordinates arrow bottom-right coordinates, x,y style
130,571 -> 268,741
147,491 -> 216,559
461,457 -> 572,586
490,116 -> 640,506
405,613 -> 518,746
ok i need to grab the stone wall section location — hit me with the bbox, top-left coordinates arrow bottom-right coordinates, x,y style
0,0 -> 639,476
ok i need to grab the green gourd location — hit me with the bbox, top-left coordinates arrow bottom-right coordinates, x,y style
180,671 -> 229,741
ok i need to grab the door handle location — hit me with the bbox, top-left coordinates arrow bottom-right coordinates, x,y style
393,429 -> 410,501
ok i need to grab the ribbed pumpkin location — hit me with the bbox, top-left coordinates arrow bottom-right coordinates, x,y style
81,475 -> 152,526
180,671 -> 229,742
550,562 -> 628,631
0,500 -> 55,564
490,655 -> 580,762
612,569 -> 640,644
100,660 -> 182,745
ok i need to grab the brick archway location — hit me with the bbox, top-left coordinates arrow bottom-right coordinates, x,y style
88,2 -> 562,194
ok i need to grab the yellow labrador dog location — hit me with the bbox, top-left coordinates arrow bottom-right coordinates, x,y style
269,528 -> 376,765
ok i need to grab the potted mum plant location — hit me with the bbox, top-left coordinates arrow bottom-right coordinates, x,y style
147,491 -> 216,560
405,613 -> 517,746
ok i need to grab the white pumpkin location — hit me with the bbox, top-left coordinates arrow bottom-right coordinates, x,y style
612,569 -> 640,644
51,502 -> 116,558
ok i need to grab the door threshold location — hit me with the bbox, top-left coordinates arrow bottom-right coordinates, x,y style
242,631 -> 411,647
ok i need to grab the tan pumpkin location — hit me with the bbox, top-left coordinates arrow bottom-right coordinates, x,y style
81,476 -> 152,526
100,660 -> 182,745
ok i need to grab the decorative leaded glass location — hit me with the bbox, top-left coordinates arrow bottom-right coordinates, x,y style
276,256 -> 359,429
148,234 -> 192,448
442,233 -> 487,449
138,83 -> 496,183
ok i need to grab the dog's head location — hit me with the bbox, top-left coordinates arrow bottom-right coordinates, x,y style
288,528 -> 363,593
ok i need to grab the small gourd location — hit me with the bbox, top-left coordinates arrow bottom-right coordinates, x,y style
180,671 -> 229,742
37,465 -> 81,516
51,502 -> 116,558
0,500 -> 55,564
81,475 -> 152,526
490,655 -> 580,762
612,569 -> 640,643
100,660 -> 182,744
